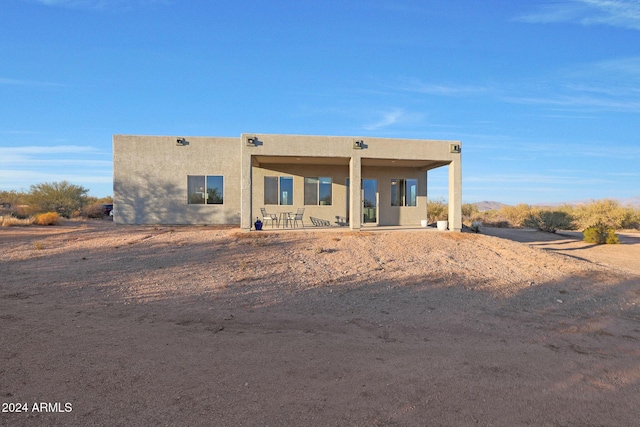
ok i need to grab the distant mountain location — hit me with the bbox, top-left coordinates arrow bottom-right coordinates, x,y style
538,196 -> 640,209
473,201 -> 509,212
617,196 -> 640,208
472,197 -> 640,211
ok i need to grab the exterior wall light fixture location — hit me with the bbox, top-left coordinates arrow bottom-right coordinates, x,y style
176,138 -> 189,146
353,139 -> 365,149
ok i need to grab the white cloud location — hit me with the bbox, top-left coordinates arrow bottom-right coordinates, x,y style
0,77 -> 63,87
466,173 -> 612,186
516,0 -> 640,31
502,56 -> 640,112
0,144 -> 112,193
0,145 -> 103,155
363,109 -> 425,131
395,78 -> 488,96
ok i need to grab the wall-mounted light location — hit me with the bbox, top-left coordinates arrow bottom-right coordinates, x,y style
246,136 -> 258,146
450,143 -> 461,153
353,139 -> 365,149
176,138 -> 189,146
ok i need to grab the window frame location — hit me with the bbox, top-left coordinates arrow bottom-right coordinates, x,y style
390,178 -> 417,207
187,175 -> 224,205
264,176 -> 294,205
304,176 -> 332,206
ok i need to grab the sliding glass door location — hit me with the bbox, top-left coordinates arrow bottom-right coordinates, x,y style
346,179 -> 378,225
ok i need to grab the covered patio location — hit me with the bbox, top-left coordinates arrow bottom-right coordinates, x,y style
240,134 -> 462,232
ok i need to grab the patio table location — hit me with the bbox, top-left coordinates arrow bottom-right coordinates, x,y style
278,212 -> 292,228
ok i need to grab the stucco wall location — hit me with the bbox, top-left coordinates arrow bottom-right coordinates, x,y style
113,135 -> 241,225
113,133 -> 461,229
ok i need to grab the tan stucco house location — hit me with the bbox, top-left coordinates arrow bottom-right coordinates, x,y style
112,133 -> 462,231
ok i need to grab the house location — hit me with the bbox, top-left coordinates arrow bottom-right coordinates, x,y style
112,133 -> 462,231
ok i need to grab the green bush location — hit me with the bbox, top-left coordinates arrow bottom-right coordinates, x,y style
84,203 -> 106,219
461,203 -> 479,221
573,199 -> 628,230
427,199 -> 447,223
26,181 -> 89,218
523,210 -> 575,233
498,204 -> 535,227
583,223 -> 619,244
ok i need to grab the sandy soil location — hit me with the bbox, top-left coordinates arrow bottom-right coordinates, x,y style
1,221 -> 639,426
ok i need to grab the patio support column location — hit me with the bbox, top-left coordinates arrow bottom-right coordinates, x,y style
349,155 -> 362,231
448,157 -> 462,232
240,152 -> 253,232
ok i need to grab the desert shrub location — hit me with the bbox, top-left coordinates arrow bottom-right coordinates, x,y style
583,223 -> 619,244
35,212 -> 60,226
461,203 -> 479,221
84,202 -> 106,219
524,210 -> 575,233
427,199 -> 447,223
497,204 -> 535,227
572,199 -> 631,230
0,190 -> 27,207
11,211 -> 31,219
620,208 -> 640,230
1,216 -> 34,227
26,181 -> 89,218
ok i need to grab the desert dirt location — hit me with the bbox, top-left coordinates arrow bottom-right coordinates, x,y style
1,221 -> 639,426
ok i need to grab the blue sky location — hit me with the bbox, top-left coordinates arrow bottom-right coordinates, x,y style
1,0 -> 639,204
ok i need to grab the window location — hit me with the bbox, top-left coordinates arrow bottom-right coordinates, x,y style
264,176 -> 293,205
406,179 -> 417,206
279,176 -> 293,205
188,175 -> 224,204
206,176 -> 224,204
264,177 -> 278,205
304,177 -> 332,206
390,179 -> 417,207
188,176 -> 205,204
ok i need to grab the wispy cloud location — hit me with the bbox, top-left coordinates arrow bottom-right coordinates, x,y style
362,109 -> 425,131
0,145 -> 102,155
466,173 -> 612,186
0,144 -> 112,193
0,169 -> 112,189
516,0 -> 640,31
503,56 -> 640,112
0,77 -> 63,87
395,78 -> 488,96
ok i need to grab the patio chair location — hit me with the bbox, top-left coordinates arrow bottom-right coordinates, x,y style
310,217 -> 331,227
260,208 -> 278,228
287,208 -> 305,228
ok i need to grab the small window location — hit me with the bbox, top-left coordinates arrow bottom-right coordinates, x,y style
304,177 -> 318,205
264,176 -> 293,205
319,177 -> 332,206
206,175 -> 224,204
390,179 -> 401,207
405,179 -> 417,207
305,177 -> 332,205
279,176 -> 293,205
390,179 -> 417,207
264,177 -> 278,205
188,175 -> 224,204
188,176 -> 206,204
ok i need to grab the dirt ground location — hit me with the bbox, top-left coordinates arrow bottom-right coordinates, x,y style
1,221 -> 639,426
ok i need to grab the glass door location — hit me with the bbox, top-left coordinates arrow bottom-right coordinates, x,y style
346,179 -> 378,225
362,179 -> 378,224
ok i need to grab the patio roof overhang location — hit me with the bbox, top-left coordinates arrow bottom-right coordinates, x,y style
252,155 -> 449,171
